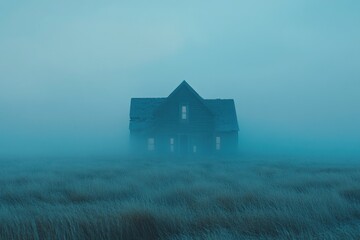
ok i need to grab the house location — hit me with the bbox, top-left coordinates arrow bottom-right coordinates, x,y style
129,81 -> 239,155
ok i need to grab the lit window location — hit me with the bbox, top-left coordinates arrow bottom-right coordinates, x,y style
181,105 -> 187,120
216,137 -> 221,150
148,138 -> 155,151
193,145 -> 197,153
170,138 -> 174,152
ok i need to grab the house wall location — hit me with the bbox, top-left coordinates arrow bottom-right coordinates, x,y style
130,131 -> 239,156
153,86 -> 215,135
152,86 -> 215,155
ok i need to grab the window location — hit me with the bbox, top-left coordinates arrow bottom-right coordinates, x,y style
170,138 -> 175,152
216,137 -> 221,150
148,138 -> 155,151
193,145 -> 197,153
181,105 -> 187,120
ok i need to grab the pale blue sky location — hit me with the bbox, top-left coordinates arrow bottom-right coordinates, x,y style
1,1 -> 359,158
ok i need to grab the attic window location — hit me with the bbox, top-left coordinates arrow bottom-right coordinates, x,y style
148,138 -> 155,151
181,105 -> 187,120
216,137 -> 221,150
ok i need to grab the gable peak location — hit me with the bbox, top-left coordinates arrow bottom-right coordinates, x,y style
179,80 -> 189,88
169,80 -> 200,98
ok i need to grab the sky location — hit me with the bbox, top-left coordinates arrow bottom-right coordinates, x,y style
0,1 -> 359,159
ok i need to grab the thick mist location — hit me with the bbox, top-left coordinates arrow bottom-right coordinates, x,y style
1,1 -> 359,159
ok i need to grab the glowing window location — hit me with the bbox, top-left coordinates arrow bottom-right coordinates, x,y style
170,138 -> 175,152
148,138 -> 155,151
216,137 -> 221,150
181,105 -> 187,120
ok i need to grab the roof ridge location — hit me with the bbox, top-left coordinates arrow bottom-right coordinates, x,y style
131,97 -> 166,99
204,99 -> 234,101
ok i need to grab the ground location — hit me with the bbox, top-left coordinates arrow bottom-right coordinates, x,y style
1,156 -> 360,239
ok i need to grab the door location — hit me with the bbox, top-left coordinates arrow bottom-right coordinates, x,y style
179,135 -> 188,155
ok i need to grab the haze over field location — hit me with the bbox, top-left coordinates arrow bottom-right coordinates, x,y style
1,1 -> 359,159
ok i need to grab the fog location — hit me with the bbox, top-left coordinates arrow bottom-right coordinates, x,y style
1,1 -> 359,159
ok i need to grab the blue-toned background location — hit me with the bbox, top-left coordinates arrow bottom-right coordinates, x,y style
1,1 -> 359,158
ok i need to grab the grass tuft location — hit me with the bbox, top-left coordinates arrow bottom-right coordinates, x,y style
340,189 -> 360,203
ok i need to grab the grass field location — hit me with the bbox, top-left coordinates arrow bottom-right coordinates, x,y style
1,156 -> 360,239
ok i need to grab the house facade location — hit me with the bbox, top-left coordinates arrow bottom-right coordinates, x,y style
129,81 -> 239,156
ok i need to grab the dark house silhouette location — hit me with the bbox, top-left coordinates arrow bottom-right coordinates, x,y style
129,81 -> 239,155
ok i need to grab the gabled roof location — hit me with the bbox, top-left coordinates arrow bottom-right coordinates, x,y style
130,98 -> 165,131
154,80 -> 213,116
129,81 -> 239,132
205,99 -> 239,131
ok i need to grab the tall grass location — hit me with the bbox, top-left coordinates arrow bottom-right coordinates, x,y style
0,156 -> 360,239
